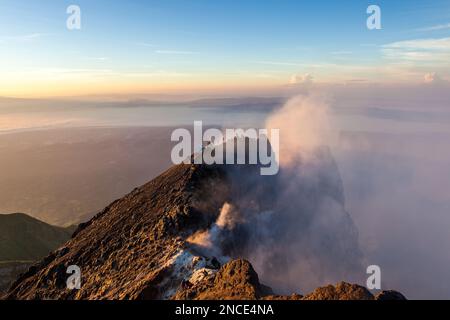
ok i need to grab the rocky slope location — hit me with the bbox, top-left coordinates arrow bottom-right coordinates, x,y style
5,163 -> 230,299
0,261 -> 31,294
3,146 -> 405,300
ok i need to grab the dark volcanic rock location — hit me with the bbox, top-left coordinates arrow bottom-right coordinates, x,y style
375,290 -> 407,301
302,282 -> 374,300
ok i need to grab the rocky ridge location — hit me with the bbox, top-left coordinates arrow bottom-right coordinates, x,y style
3,159 -> 405,300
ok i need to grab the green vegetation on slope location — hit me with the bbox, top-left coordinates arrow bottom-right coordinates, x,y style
0,213 -> 74,261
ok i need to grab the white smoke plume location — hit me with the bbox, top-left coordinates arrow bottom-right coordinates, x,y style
248,94 -> 364,293
187,202 -> 243,260
187,94 -> 365,294
258,90 -> 450,298
215,202 -> 244,229
265,94 -> 335,166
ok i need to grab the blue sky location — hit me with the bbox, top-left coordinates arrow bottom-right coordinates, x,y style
0,0 -> 449,97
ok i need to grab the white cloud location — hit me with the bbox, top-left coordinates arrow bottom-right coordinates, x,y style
417,23 -> 450,32
155,50 -> 198,55
384,37 -> 450,50
289,73 -> 314,85
382,37 -> 450,63
85,57 -> 109,61
135,42 -> 157,48
424,72 -> 447,84
331,51 -> 353,55
0,33 -> 49,44
253,60 -> 309,67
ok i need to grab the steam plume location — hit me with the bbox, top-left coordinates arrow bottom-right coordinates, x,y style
188,94 -> 364,294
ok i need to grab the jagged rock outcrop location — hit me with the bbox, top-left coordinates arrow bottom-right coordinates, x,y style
375,290 -> 407,301
173,259 -> 272,300
302,282 -> 374,300
172,262 -> 406,301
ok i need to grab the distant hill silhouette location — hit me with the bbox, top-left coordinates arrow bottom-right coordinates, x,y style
0,213 -> 74,262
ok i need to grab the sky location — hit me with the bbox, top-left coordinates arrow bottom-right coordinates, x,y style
0,0 -> 450,97
1,1 -> 450,299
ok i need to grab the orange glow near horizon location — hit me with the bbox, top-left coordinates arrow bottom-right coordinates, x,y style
0,76 -> 287,99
